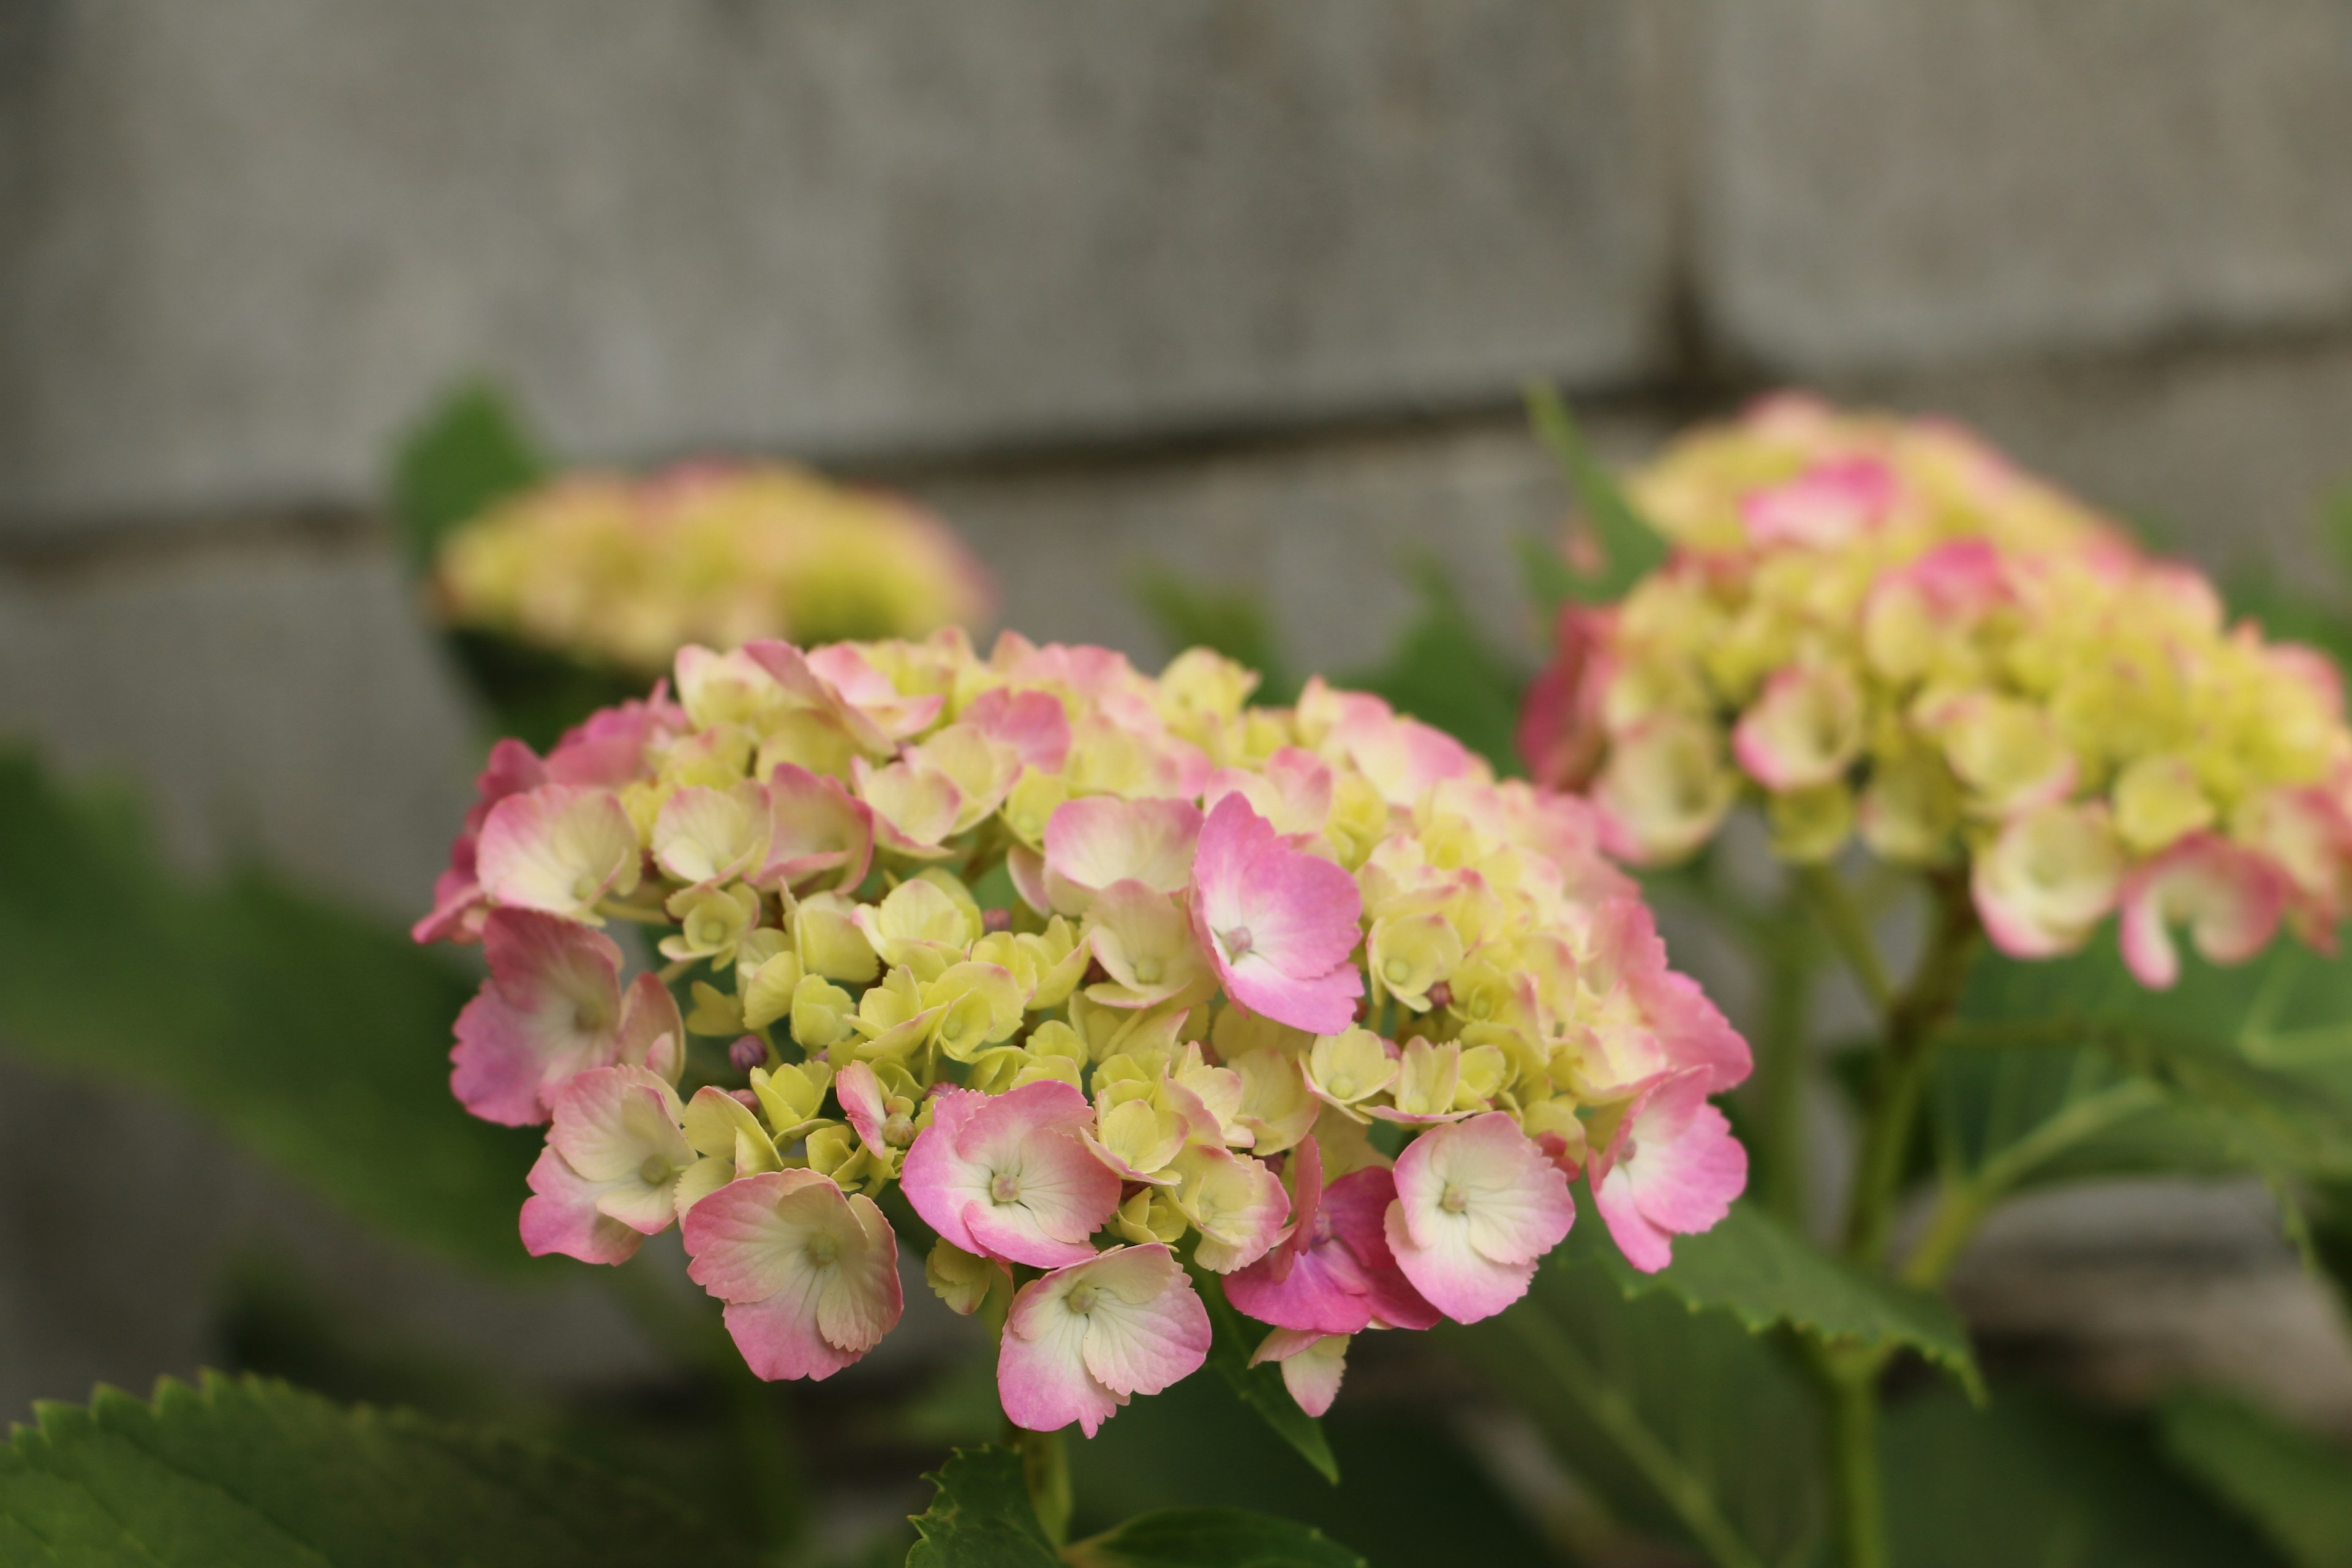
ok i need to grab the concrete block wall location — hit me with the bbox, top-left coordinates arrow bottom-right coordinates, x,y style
5,0 -> 2352,1423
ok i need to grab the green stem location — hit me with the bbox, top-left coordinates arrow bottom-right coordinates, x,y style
1755,925 -> 1819,1231
1812,870 -> 1980,1568
1501,1309 -> 1769,1568
1015,1425 -> 1072,1547
1843,872 -> 1980,1266
1800,865 -> 1896,1017
1897,1079 -> 2163,1289
1823,1351 -> 1890,1568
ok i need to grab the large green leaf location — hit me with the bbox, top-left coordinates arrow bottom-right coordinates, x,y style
907,1447 -> 1061,1568
0,751 -> 541,1274
908,1449 -> 1363,1568
391,380 -> 546,570
1453,1250 -> 1825,1568
1063,1509 -> 1365,1568
1063,1359 -> 1547,1565
2159,1390 -> 2352,1568
1341,560 -> 1524,775
1882,1384 -> 2289,1568
0,1373 -> 751,1567
1932,943 -> 2352,1213
1593,1203 -> 1980,1395
1189,1262 -> 1339,1484
1522,381 -> 1668,607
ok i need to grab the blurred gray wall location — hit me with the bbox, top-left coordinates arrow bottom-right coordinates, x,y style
5,1 -> 2352,1425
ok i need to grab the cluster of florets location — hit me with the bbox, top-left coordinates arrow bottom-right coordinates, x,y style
430,461 -> 994,672
419,631 -> 1749,1432
1521,393 -> 2352,986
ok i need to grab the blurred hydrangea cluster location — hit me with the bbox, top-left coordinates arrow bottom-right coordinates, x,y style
420,630 -> 1748,1431
1521,393 -> 2352,986
430,462 -> 993,672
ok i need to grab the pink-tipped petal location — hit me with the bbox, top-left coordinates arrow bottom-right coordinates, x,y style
760,764 -> 876,891
901,1080 -> 1120,1268
1044,796 -> 1203,902
476,785 -> 641,919
450,910 -> 630,1125
519,1145 -> 646,1265
2117,832 -> 2288,989
1190,794 -> 1365,1035
1740,456 -> 1898,548
963,688 -> 1073,772
834,1060 -> 889,1153
999,1245 -> 1210,1436
1385,1114 -> 1575,1324
1589,1072 -> 1747,1273
1249,1329 -> 1351,1417
684,1170 -> 903,1382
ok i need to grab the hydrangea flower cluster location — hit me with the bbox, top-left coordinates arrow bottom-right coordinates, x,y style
420,631 -> 1750,1431
431,462 -> 993,673
1520,393 -> 2352,987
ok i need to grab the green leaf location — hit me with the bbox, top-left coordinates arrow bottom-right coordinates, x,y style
1130,570 -> 1296,706
1512,531 -> 1583,616
0,1372 -> 753,1567
1588,1202 -> 1981,1396
906,1446 -> 1061,1568
0,750 -> 543,1275
1523,380 -> 1668,605
1937,944 -> 2352,1212
1882,1383 -> 2291,1568
1064,1508 -> 1365,1568
1452,1249 -> 1825,1568
391,380 -> 546,570
1190,1262 -> 1339,1484
1340,559 -> 1525,775
2159,1390 -> 2352,1568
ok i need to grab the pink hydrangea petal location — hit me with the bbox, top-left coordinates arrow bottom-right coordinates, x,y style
1250,1329 -> 1350,1418
615,971 -> 685,1082
412,834 -> 486,945
760,763 -> 876,891
1223,1239 -> 1378,1335
463,739 -> 548,834
546,1064 -> 691,1181
1740,456 -> 1897,548
545,695 -> 682,786
963,687 -> 1073,772
1381,1198 -> 1536,1324
998,1245 -> 1208,1435
1074,1245 -> 1212,1397
1044,796 -> 1203,897
1584,897 -> 1752,1093
682,1170 -> 904,1382
804,643 -> 946,739
2119,832 -> 2288,989
450,910 -> 628,1126
519,1145 -> 645,1265
1731,664 -> 1861,791
1006,844 -> 1053,914
476,785 -> 641,918
1589,1073 -> 1746,1273
1319,1167 -> 1442,1331
834,1060 -> 889,1153
741,641 -> 896,756
1395,1114 -> 1575,1267
998,1286 -> 1120,1435
1215,952 -> 1363,1038
1590,1170 -> 1675,1273
902,1080 -> 1119,1268
1267,1134 -> 1325,1282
